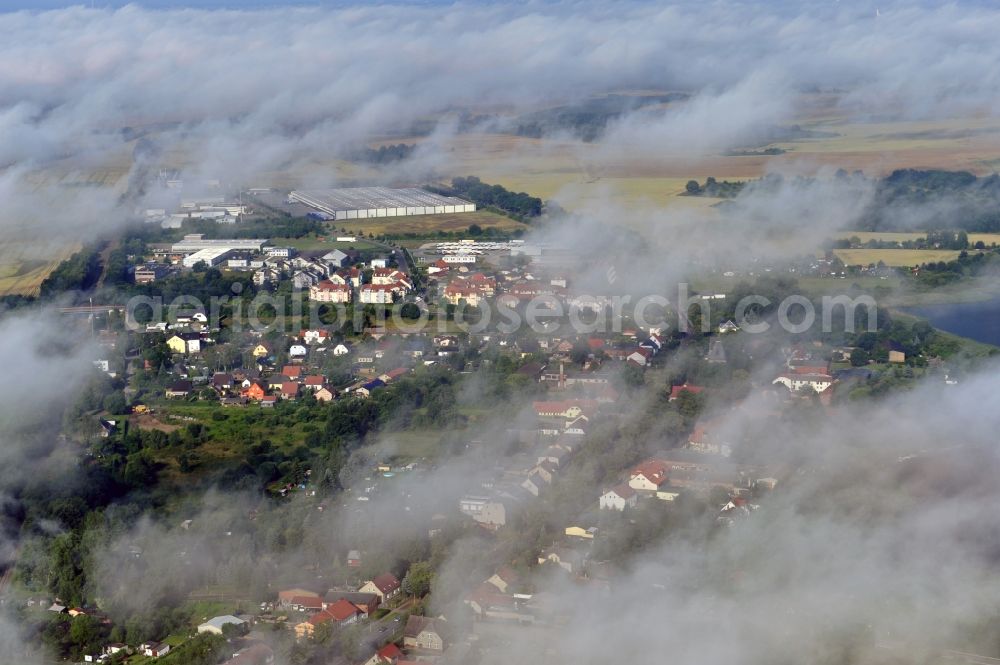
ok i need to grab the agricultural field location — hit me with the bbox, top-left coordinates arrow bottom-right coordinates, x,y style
837,231 -> 1000,247
0,241 -> 80,296
832,248 -> 963,267
337,209 -> 527,237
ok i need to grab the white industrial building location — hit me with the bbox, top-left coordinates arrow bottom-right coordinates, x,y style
183,247 -> 233,268
288,187 -> 475,220
171,234 -> 268,254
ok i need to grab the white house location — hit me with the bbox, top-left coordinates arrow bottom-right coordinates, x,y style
332,343 -> 350,356
301,329 -> 330,345
289,344 -> 308,358
140,642 -> 171,658
628,459 -> 670,492
359,284 -> 397,304
772,373 -> 834,393
599,484 -> 637,511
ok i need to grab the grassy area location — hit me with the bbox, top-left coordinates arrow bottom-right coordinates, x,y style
337,209 -> 527,237
272,236 -> 382,252
832,248 -> 962,267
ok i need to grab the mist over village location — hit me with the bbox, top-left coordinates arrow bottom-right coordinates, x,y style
3,2 -> 1000,665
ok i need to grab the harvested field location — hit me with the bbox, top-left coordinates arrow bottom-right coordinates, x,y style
833,248 -> 963,266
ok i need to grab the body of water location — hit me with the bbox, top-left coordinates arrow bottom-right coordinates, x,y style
904,296 -> 1000,346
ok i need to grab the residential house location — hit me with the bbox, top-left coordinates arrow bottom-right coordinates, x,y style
314,386 -> 336,402
166,332 -> 201,354
251,343 -> 271,359
98,419 -> 117,437
600,484 -> 637,511
371,268 -> 412,290
323,591 -> 379,616
669,384 -> 705,401
212,372 -> 234,390
243,380 -> 267,401
359,284 -> 398,304
772,373 -> 834,393
629,459 -> 670,492
286,595 -> 321,612
282,365 -> 303,380
312,599 -> 361,629
402,615 -> 445,653
538,546 -> 584,573
301,329 -> 331,345
165,380 -> 193,398
427,258 -> 450,276
379,367 -> 409,383
486,567 -> 518,594
356,379 -> 386,398
332,343 -> 350,356
303,375 -> 325,390
565,525 -> 598,540
718,319 -> 740,333
278,588 -> 320,608
289,344 -> 308,358
140,642 -> 172,658
310,280 -> 352,303
364,644 -> 402,665
532,399 -> 598,421
222,644 -> 274,665
359,573 -> 401,602
459,495 -> 508,529
280,382 -> 301,400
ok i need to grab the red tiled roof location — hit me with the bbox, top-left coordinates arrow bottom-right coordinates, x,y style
291,595 -> 323,609
631,459 -> 670,486
670,384 -> 705,400
377,643 -> 403,662
314,280 -> 350,292
370,573 -> 400,595
325,598 -> 361,622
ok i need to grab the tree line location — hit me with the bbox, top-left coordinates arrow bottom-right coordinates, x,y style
431,177 -> 543,221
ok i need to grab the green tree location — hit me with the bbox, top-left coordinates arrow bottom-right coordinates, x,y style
402,561 -> 435,597
850,348 -> 870,366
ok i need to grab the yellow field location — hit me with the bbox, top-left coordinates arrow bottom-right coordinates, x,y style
832,248 -> 962,267
338,209 -> 527,236
838,231 -> 1000,246
0,241 -> 80,296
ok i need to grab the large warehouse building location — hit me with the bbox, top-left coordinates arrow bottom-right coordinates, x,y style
288,187 -> 475,220
171,234 -> 268,254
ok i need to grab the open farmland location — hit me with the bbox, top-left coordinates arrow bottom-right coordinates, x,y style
832,248 -> 963,267
837,231 -> 1000,247
0,241 -> 80,296
337,209 -> 527,237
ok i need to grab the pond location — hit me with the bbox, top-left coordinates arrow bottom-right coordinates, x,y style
904,296 -> 1000,346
